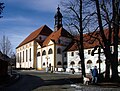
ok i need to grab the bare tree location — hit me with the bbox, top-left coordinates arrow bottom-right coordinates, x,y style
93,0 -> 120,81
111,0 -> 120,80
61,0 -> 120,82
0,35 -> 12,57
61,0 -> 95,77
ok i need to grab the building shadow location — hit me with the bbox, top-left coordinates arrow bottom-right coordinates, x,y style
2,74 -> 83,91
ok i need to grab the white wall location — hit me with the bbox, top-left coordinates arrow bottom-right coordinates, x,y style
16,41 -> 34,68
37,40 -> 54,69
67,48 -> 106,73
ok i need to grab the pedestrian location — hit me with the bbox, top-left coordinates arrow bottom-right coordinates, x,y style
46,67 -> 48,72
91,66 -> 98,84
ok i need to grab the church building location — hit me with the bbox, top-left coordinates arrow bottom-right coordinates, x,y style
16,7 -> 73,71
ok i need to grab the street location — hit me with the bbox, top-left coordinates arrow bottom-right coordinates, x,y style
0,70 -> 120,91
0,70 -> 81,91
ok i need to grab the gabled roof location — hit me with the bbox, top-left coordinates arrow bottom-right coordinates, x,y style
66,28 -> 120,51
16,25 -> 53,48
43,27 -> 73,47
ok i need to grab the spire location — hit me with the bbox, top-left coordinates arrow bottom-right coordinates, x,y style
54,6 -> 63,31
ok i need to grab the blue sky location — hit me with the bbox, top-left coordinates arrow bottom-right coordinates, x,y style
0,0 -> 61,52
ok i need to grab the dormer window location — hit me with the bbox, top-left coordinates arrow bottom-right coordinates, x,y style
71,52 -> 74,56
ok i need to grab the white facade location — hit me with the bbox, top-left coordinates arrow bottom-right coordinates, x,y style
37,40 -> 55,70
66,46 -> 120,74
16,41 -> 35,68
36,36 -> 72,71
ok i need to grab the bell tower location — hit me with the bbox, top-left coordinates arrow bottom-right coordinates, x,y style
54,6 -> 63,31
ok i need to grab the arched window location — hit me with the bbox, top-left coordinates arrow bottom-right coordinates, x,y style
57,48 -> 61,54
57,61 -> 62,65
87,60 -> 92,64
37,52 -> 40,56
70,61 -> 75,67
43,62 -> 45,66
78,61 -> 81,64
48,48 -> 53,54
96,60 -> 102,63
49,63 -> 51,67
42,50 -> 46,56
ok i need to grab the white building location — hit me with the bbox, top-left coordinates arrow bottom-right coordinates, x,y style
66,33 -> 120,74
16,7 -> 73,71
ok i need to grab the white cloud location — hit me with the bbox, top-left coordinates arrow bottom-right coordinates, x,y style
0,16 -> 32,23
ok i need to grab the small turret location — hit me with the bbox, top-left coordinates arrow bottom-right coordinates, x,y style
54,6 -> 63,31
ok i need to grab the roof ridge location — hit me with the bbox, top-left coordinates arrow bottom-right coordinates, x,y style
16,25 -> 52,48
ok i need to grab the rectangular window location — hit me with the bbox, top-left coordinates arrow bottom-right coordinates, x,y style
71,52 -> 74,56
23,51 -> 24,62
30,48 -> 31,61
20,52 -> 21,63
17,53 -> 19,62
88,50 -> 91,54
110,47 -> 112,52
26,50 -> 28,62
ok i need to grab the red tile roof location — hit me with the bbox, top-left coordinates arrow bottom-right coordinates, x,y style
43,27 -> 73,47
66,28 -> 120,51
16,25 -> 53,48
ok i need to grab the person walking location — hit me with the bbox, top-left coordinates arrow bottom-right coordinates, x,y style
91,66 -> 98,84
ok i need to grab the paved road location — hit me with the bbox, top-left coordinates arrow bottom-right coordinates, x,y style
0,70 -> 80,91
0,70 -> 120,91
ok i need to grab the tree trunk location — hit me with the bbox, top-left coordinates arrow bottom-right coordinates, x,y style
95,0 -> 112,81
105,59 -> 111,81
80,0 -> 86,77
111,0 -> 119,81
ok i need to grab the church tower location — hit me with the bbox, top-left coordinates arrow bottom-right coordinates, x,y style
54,6 -> 63,31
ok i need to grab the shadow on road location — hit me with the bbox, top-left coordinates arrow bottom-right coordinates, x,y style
1,74 -> 82,91
1,75 -> 44,91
